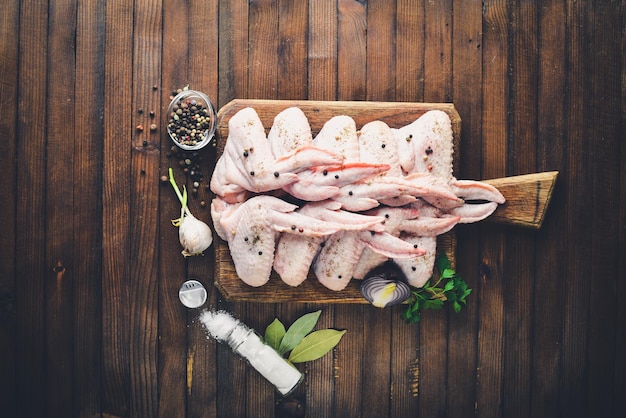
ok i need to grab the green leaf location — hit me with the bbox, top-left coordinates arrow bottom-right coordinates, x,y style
422,298 -> 444,310
279,310 -> 321,355
435,252 -> 451,273
264,318 -> 286,351
288,329 -> 346,363
443,279 -> 455,292
453,301 -> 462,313
441,268 -> 456,279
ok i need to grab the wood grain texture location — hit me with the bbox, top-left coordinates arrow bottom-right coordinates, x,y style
2,1 -> 625,417
129,1 -> 163,417
0,0 -> 19,415
102,0 -> 134,415
419,2 -> 454,417
160,1 -> 196,418
15,1 -> 48,417
448,2 -> 483,415
73,1 -> 105,416
485,171 -> 558,228
476,1 -> 508,417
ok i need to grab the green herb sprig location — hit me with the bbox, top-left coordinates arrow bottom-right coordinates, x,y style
264,310 -> 346,364
402,253 -> 472,323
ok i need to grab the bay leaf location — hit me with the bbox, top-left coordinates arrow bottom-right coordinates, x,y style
288,329 -> 346,363
264,318 -> 286,351
278,310 -> 321,355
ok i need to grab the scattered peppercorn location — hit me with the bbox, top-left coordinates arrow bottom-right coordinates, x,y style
150,124 -> 157,131
149,111 -> 155,118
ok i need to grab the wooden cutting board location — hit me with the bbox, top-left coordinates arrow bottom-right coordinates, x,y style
212,99 -> 557,303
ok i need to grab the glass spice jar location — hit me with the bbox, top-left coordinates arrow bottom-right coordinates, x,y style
166,90 -> 217,151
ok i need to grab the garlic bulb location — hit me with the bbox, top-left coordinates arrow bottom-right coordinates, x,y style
175,208 -> 213,257
169,168 -> 213,257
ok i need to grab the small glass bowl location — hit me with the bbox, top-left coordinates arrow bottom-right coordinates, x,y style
166,90 -> 217,151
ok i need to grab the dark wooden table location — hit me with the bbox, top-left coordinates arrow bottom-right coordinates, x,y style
1,1 -> 624,417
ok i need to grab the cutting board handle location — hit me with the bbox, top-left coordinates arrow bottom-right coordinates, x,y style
482,171 -> 558,229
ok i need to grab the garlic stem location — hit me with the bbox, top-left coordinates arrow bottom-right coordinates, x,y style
168,167 -> 213,256
169,167 -> 193,219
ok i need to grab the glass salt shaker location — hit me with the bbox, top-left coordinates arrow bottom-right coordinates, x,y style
227,323 -> 303,396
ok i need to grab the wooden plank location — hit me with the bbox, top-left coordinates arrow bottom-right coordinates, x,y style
245,2 -> 281,416
213,3 -> 250,418
586,2 -> 622,416
308,0 -> 337,101
501,3 -> 538,415
278,0 -> 308,100
531,1 -> 567,416
248,0 -> 279,101
274,0 -> 311,414
616,0 -> 626,407
128,0 -> 162,417
395,0 -> 424,102
213,99 -> 460,303
217,0 -> 249,106
102,0 -> 134,415
419,1 -> 453,416
448,1 -> 483,415
73,0 -> 105,416
337,0 -> 366,101
366,0 -> 395,102
185,1 -> 221,417
0,0 -> 19,415
159,1 -> 192,418
45,7 -> 77,397
391,2 -> 425,415
15,1 -> 48,416
475,1 -> 509,416
332,0 -> 368,417
558,0 -> 593,415
361,3 -> 395,414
